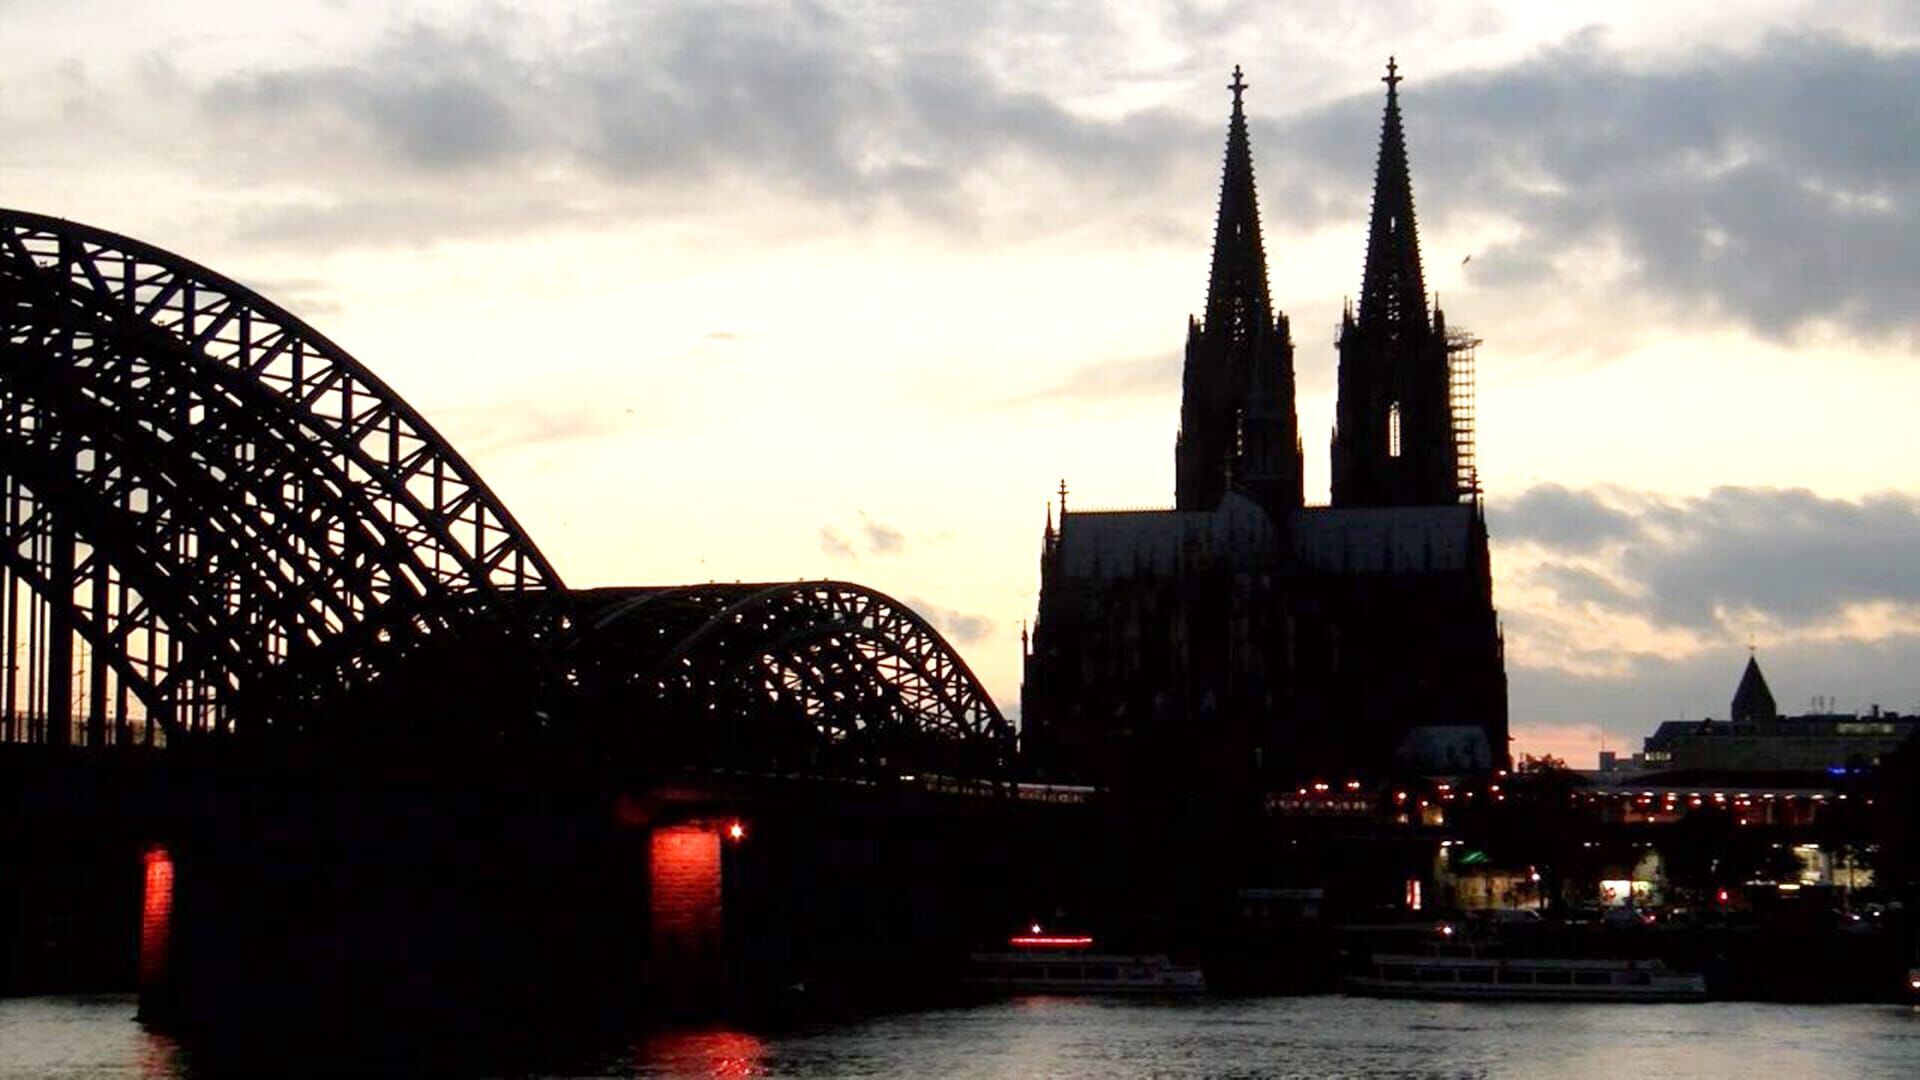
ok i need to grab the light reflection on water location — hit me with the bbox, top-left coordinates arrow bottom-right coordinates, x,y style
6,995 -> 1920,1078
633,1030 -> 767,1079
611,995 -> 1920,1079
0,997 -> 178,1080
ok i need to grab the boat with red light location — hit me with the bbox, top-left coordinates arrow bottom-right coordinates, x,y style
966,927 -> 1206,994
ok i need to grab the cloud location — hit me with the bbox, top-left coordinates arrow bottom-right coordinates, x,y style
1492,483 -> 1920,751
860,512 -> 906,555
1495,484 -> 1920,633
1626,489 -> 1920,631
228,196 -> 590,252
1004,351 -> 1181,406
205,24 -> 528,173
436,400 -> 631,455
1509,631 -> 1920,738
1495,484 -> 1640,552
1265,31 -> 1920,341
905,595 -> 994,645
19,3 -> 1918,381
1529,561 -> 1635,611
820,513 -> 909,558
239,275 -> 343,319
49,4 -> 1920,355
819,525 -> 856,559
191,4 -> 1197,246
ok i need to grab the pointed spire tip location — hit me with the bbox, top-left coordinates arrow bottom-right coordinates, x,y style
1200,64 -> 1272,335
1356,55 -> 1426,327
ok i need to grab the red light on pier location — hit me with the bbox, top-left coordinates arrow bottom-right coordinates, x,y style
650,825 -> 725,991
140,846 -> 173,989
727,821 -> 746,842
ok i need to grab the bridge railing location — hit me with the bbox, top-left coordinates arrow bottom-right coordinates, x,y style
0,711 -> 163,749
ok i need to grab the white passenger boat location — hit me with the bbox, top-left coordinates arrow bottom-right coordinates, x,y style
1343,950 -> 1707,1002
967,932 -> 1206,994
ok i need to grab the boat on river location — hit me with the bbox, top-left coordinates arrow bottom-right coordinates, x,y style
966,930 -> 1206,994
1343,940 -> 1706,1002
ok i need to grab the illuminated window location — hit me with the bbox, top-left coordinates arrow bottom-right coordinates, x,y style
1388,402 -> 1403,458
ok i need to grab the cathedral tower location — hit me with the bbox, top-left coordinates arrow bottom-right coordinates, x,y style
1175,67 -> 1302,517
1025,63 -> 1508,787
1331,59 -> 1458,508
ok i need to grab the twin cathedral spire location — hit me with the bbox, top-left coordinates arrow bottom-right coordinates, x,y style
1175,59 -> 1461,517
1175,65 -> 1298,514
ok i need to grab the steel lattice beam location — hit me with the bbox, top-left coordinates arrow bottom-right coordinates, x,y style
565,582 -> 1014,777
0,209 -> 562,741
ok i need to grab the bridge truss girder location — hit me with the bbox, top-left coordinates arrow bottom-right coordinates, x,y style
565,583 -> 1014,778
0,209 -> 562,742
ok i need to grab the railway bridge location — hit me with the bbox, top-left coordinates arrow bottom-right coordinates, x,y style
0,209 -> 1105,1036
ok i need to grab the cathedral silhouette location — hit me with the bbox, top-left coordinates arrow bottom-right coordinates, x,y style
1021,62 -> 1508,788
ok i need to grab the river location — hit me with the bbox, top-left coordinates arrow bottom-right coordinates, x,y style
5,994 -> 1920,1078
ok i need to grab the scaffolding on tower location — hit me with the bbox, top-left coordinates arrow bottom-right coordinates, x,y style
1446,327 -> 1481,502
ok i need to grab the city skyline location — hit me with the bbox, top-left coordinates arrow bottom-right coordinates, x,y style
5,1 -> 1917,763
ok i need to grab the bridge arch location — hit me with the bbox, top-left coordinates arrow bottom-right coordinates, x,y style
567,583 -> 1014,778
0,208 -> 562,741
1,209 -> 1010,778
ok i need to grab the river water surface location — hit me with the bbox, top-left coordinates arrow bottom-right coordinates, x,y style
5,994 -> 1920,1078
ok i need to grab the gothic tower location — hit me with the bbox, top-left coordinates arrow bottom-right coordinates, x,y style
1175,67 -> 1302,517
1331,59 -> 1457,508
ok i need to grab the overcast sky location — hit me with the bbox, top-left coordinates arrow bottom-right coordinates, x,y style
5,0 -> 1917,765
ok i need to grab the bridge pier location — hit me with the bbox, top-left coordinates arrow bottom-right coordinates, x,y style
138,845 -> 173,994
647,821 -> 728,1002
6,745 -> 1127,1045
120,757 -> 651,1051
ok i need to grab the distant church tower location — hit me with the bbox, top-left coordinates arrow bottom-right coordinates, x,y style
1175,67 -> 1303,518
1331,59 -> 1458,508
1731,653 -> 1780,723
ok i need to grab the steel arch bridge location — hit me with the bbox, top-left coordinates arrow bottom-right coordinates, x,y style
0,208 -> 563,740
0,208 -> 1010,775
564,583 -> 1013,776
